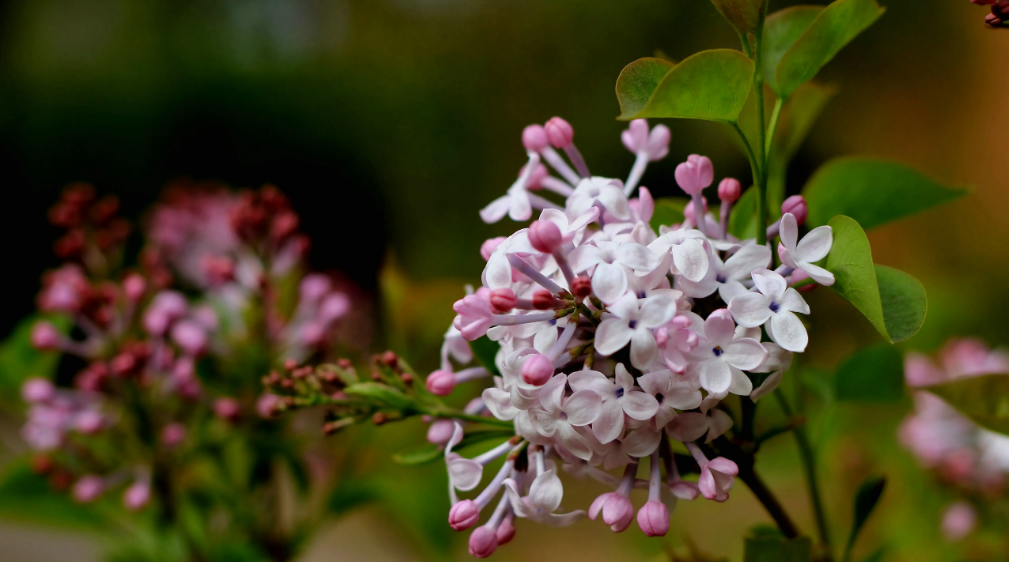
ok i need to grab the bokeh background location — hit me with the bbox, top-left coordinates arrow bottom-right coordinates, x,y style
0,0 -> 1006,560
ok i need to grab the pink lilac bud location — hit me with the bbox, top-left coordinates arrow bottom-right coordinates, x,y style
622,119 -> 650,153
72,475 -> 104,503
74,410 -> 104,434
637,500 -> 670,537
468,526 -> 498,558
123,480 -> 151,511
544,117 -> 574,148
528,220 -> 563,253
495,515 -> 516,545
480,237 -> 506,261
213,397 -> 241,421
427,419 -> 456,445
521,354 -> 554,386
524,163 -> 549,190
522,124 -> 549,152
426,370 -> 456,396
122,274 -> 146,301
781,195 -> 808,226
22,378 -> 56,403
674,155 -> 714,196
449,499 -> 481,531
161,423 -> 187,447
590,492 -> 634,532
489,288 -> 517,314
789,269 -> 818,293
31,322 -> 62,351
572,275 -> 592,298
171,320 -> 207,356
257,393 -> 283,418
941,501 -> 977,540
532,290 -> 557,310
717,178 -> 742,203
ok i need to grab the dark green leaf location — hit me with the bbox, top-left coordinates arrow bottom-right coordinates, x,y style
729,185 -> 759,239
925,374 -> 1009,435
845,476 -> 886,561
834,344 -> 905,402
744,525 -> 813,562
767,81 -> 836,214
775,0 -> 885,98
616,50 -> 755,123
343,382 -> 415,410
710,0 -> 766,35
825,216 -> 927,343
803,158 -> 968,230
763,6 -> 824,95
650,197 -> 688,231
392,443 -> 442,465
469,336 -> 501,376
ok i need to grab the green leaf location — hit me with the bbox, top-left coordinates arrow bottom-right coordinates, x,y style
650,197 -> 688,231
0,459 -> 105,529
616,50 -> 755,123
845,476 -> 886,562
729,185 -> 759,239
925,374 -> 1009,435
803,158 -> 968,230
762,6 -> 824,95
392,443 -> 442,465
834,344 -> 905,402
709,0 -> 765,35
767,81 -> 836,214
0,314 -> 70,407
469,336 -> 501,376
775,0 -> 885,98
824,216 -> 927,343
343,382 -> 415,410
744,525 -> 813,562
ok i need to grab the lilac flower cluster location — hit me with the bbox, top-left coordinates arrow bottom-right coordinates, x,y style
429,117 -> 835,556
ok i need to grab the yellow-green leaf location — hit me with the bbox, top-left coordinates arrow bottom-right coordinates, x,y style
926,374 -> 1009,436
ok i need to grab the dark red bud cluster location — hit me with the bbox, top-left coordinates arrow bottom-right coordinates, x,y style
49,184 -> 130,259
230,185 -> 306,251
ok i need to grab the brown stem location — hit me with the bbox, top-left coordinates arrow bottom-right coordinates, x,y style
709,437 -> 799,539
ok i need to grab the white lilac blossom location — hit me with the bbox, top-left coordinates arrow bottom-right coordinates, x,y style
440,117 -> 832,555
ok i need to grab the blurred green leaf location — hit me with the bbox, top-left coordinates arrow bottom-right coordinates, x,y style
834,344 -> 904,402
743,525 -> 812,562
710,0 -> 766,35
651,197 -> 688,231
775,0 -> 885,98
0,314 -> 70,408
469,336 -> 501,376
925,374 -> 1009,435
344,382 -> 415,410
845,476 -> 886,562
0,458 -> 105,529
767,81 -> 836,214
392,443 -> 442,465
763,6 -> 824,95
458,429 -> 517,449
825,216 -> 927,343
616,50 -> 755,123
803,158 -> 968,230
729,185 -> 759,239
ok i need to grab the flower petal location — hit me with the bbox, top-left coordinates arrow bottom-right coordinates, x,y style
483,387 -> 519,420
749,371 -> 783,402
479,195 -> 511,224
703,311 -> 736,346
568,244 -> 602,274
557,423 -> 595,460
564,390 -> 603,426
529,469 -> 564,512
779,288 -> 810,315
796,225 -> 832,263
779,213 -> 798,253
799,262 -> 835,287
751,269 -> 787,300
726,366 -> 753,397
595,319 -> 634,356
672,239 -> 709,282
723,338 -> 767,371
592,401 -> 625,444
616,243 -> 659,272
768,311 -> 808,352
621,391 -> 659,420
538,373 -> 567,414
639,296 -> 677,328
508,189 -> 532,222
666,412 -> 708,441
592,262 -> 629,304
630,328 -> 659,370
722,244 -> 772,280
621,427 -> 662,458
727,292 -> 772,328
447,458 -> 483,491
696,358 -> 731,395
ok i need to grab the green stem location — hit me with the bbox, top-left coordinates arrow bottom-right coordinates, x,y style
752,4 -> 769,246
765,98 -> 784,160
429,409 -> 515,429
731,122 -> 762,186
776,391 -> 833,560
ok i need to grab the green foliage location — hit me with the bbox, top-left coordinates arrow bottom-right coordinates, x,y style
469,336 -> 501,376
616,50 -> 755,123
0,314 -> 69,408
343,382 -> 415,411
767,82 -> 836,215
803,158 -> 968,230
651,197 -> 688,231
0,459 -> 105,529
743,525 -> 813,562
709,0 -> 766,35
774,0 -> 885,98
845,476 -> 887,562
834,344 -> 905,402
925,374 -> 1009,436
729,185 -> 759,239
762,6 -> 824,95
392,443 -> 442,465
824,216 -> 926,343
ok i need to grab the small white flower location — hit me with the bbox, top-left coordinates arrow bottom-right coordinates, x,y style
568,365 -> 659,444
647,229 -> 710,283
503,471 -> 585,527
568,241 -> 661,304
778,213 -> 834,286
685,309 -> 767,395
595,293 -> 678,369
728,269 -> 811,352
567,177 -> 631,220
529,374 -> 602,460
636,368 -> 703,428
676,244 -> 771,303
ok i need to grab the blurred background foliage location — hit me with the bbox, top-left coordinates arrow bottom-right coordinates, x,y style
0,0 -> 1007,560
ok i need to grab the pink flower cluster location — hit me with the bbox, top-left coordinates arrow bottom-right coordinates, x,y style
429,117 -> 833,556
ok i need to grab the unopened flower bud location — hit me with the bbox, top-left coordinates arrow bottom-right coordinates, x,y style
31,322 -> 62,351
257,393 -> 283,418
449,499 -> 480,531
590,492 -> 634,532
717,178 -> 742,203
72,475 -> 104,503
468,526 -> 498,558
572,275 -> 592,299
528,220 -> 563,253
637,500 -> 669,537
427,419 -> 456,445
544,117 -> 574,148
75,411 -> 104,434
123,481 -> 151,511
521,354 -> 554,386
781,195 -> 808,226
675,155 -> 714,196
495,516 -> 516,545
22,377 -> 55,403
532,290 -> 557,310
525,163 -> 549,190
122,274 -> 146,301
522,124 -> 549,152
480,237 -> 506,261
171,320 -> 208,356
489,288 -> 517,314
426,370 -> 456,396
161,423 -> 186,447
213,397 -> 241,421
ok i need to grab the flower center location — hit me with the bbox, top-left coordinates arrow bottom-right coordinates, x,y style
712,346 -> 723,357
615,387 -> 625,399
655,393 -> 664,403
715,274 -> 727,284
769,301 -> 780,313
628,320 -> 638,329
